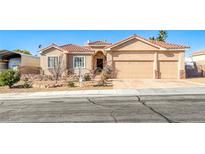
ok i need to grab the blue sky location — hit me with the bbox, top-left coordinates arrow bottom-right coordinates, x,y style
0,30 -> 204,57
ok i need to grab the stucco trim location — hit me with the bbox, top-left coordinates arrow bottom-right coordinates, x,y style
67,52 -> 94,55
105,35 -> 164,51
40,44 -> 65,54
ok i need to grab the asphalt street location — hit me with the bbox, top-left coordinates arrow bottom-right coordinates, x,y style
1,95 -> 205,122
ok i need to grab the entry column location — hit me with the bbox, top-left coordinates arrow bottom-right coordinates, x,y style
153,52 -> 159,79
178,52 -> 185,79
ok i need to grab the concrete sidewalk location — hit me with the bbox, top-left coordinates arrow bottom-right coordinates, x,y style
1,87 -> 205,100
0,89 -> 138,100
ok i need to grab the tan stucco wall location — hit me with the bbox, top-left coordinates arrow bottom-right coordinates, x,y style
110,51 -> 180,62
21,56 -> 40,67
40,47 -> 67,75
68,54 -> 92,75
107,51 -> 113,66
158,51 -> 179,61
108,48 -> 185,79
112,38 -> 159,51
195,60 -> 205,65
112,51 -> 155,61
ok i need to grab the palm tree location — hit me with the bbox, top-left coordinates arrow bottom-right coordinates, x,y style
149,36 -> 156,40
149,30 -> 168,42
157,30 -> 168,42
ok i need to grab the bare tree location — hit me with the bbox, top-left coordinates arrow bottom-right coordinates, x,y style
48,54 -> 66,84
97,62 -> 114,86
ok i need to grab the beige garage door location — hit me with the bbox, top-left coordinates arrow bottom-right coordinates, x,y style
114,61 -> 153,79
159,61 -> 178,79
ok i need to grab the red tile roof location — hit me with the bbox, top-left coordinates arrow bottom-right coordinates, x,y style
192,49 -> 205,56
143,37 -> 190,49
40,43 -> 65,53
60,44 -> 93,53
105,34 -> 190,50
88,40 -> 111,46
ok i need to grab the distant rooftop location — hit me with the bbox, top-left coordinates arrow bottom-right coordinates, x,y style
60,44 -> 92,53
0,50 -> 39,58
192,49 -> 205,56
87,40 -> 112,46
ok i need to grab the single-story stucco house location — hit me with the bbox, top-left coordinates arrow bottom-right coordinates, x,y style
40,34 -> 189,79
0,50 -> 40,74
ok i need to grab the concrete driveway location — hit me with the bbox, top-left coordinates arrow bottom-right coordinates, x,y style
112,79 -> 205,89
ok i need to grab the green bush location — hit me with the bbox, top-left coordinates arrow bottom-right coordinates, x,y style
0,69 -> 20,88
84,74 -> 91,81
67,81 -> 75,87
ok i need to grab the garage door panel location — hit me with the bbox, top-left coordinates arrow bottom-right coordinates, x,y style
159,61 -> 178,79
114,61 -> 153,79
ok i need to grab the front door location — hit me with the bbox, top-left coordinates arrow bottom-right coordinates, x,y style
96,58 -> 103,71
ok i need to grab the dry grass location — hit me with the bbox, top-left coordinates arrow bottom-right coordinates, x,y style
0,80 -> 113,93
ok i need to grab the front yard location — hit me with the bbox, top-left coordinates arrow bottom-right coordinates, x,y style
0,83 -> 112,93
0,70 -> 113,93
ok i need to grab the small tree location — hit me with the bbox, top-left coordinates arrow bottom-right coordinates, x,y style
98,65 -> 113,86
48,54 -> 66,84
157,30 -> 168,42
0,69 -> 20,88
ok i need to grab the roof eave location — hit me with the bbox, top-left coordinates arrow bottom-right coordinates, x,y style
39,44 -> 66,54
67,51 -> 93,54
164,48 -> 189,51
105,35 -> 165,50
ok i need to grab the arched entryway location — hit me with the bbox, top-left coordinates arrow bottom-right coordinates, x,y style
92,51 -> 106,73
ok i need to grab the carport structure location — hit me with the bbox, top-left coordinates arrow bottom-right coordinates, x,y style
0,50 -> 40,74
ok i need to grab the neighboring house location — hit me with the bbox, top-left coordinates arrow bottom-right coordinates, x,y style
185,49 -> 205,77
0,50 -> 40,74
191,49 -> 205,65
40,34 -> 189,79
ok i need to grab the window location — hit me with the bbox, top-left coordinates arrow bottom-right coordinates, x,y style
73,56 -> 85,68
48,56 -> 59,68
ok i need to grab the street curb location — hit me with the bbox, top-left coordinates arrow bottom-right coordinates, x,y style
0,89 -> 139,100
1,88 -> 205,100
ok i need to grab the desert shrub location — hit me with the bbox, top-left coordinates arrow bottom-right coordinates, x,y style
22,77 -> 32,88
84,73 -> 91,81
96,65 -> 113,86
67,81 -> 75,87
0,69 -> 20,88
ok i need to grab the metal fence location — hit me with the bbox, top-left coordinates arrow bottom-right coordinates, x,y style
185,63 -> 203,78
